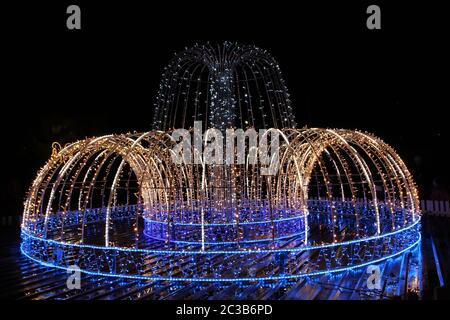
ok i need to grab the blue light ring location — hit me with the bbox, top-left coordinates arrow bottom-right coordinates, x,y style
143,214 -> 307,226
20,234 -> 421,282
142,228 -> 307,245
21,217 -> 420,255
20,224 -> 419,280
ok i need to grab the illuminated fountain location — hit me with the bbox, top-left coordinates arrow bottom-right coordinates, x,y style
21,43 -> 421,282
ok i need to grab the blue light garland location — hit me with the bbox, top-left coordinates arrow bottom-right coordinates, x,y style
20,234 -> 421,282
21,218 -> 420,255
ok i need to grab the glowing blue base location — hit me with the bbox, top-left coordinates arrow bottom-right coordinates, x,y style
20,216 -> 421,282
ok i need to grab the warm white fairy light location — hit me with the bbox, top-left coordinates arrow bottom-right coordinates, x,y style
20,43 -> 421,282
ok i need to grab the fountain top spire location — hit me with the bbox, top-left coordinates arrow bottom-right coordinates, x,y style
152,42 -> 296,131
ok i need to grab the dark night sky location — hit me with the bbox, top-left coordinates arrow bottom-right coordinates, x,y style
2,1 -> 449,216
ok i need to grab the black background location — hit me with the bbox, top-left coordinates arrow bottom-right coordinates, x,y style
2,1 -> 449,218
